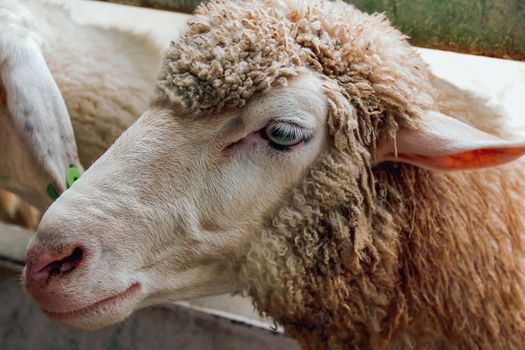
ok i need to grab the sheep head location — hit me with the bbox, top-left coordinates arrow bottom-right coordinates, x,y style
24,0 -> 525,345
0,1 -> 81,209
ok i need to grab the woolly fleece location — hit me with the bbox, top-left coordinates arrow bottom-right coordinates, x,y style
153,0 -> 525,348
0,0 -> 162,227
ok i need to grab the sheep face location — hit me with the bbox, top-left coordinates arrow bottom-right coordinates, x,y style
23,70 -> 329,330
23,0 -> 525,338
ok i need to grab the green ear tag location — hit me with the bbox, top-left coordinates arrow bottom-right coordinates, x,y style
66,165 -> 82,189
47,165 -> 82,200
47,184 -> 59,200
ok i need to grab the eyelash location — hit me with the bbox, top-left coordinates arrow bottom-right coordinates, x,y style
259,121 -> 313,152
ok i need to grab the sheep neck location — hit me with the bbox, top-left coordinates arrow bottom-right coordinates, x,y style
241,156 -> 525,349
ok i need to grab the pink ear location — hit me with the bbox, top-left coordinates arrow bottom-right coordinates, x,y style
376,111 -> 525,171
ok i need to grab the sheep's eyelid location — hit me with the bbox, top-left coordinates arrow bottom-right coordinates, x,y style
271,110 -> 317,128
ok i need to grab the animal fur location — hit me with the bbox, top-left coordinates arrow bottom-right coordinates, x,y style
153,0 -> 525,348
0,0 -> 162,227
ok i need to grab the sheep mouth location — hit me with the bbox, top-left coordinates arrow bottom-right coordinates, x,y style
42,282 -> 141,321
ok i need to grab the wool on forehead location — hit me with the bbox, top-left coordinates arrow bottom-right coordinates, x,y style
154,0 -> 435,120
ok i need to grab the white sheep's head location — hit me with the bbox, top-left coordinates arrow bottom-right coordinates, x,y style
0,3 -> 81,209
24,0 -> 525,331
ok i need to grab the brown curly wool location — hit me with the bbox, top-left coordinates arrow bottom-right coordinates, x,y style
155,0 -> 434,121
155,0 -> 525,348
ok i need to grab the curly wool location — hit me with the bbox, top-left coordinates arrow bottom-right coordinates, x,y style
155,0 -> 525,348
155,0 -> 434,123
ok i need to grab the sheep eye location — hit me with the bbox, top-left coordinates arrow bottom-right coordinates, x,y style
261,122 -> 309,150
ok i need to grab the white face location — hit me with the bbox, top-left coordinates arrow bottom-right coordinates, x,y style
23,71 -> 329,329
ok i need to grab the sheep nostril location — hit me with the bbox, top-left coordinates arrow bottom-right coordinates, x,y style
56,247 -> 83,274
33,247 -> 84,280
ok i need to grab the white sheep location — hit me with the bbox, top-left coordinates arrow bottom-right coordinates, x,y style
0,0 -> 161,216
22,0 -> 525,348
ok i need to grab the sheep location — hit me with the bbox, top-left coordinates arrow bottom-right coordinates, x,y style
23,0 -> 525,348
0,189 -> 39,228
0,0 -> 161,220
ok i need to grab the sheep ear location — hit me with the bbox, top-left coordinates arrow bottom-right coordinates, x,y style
0,37 -> 81,197
376,111 -> 525,171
